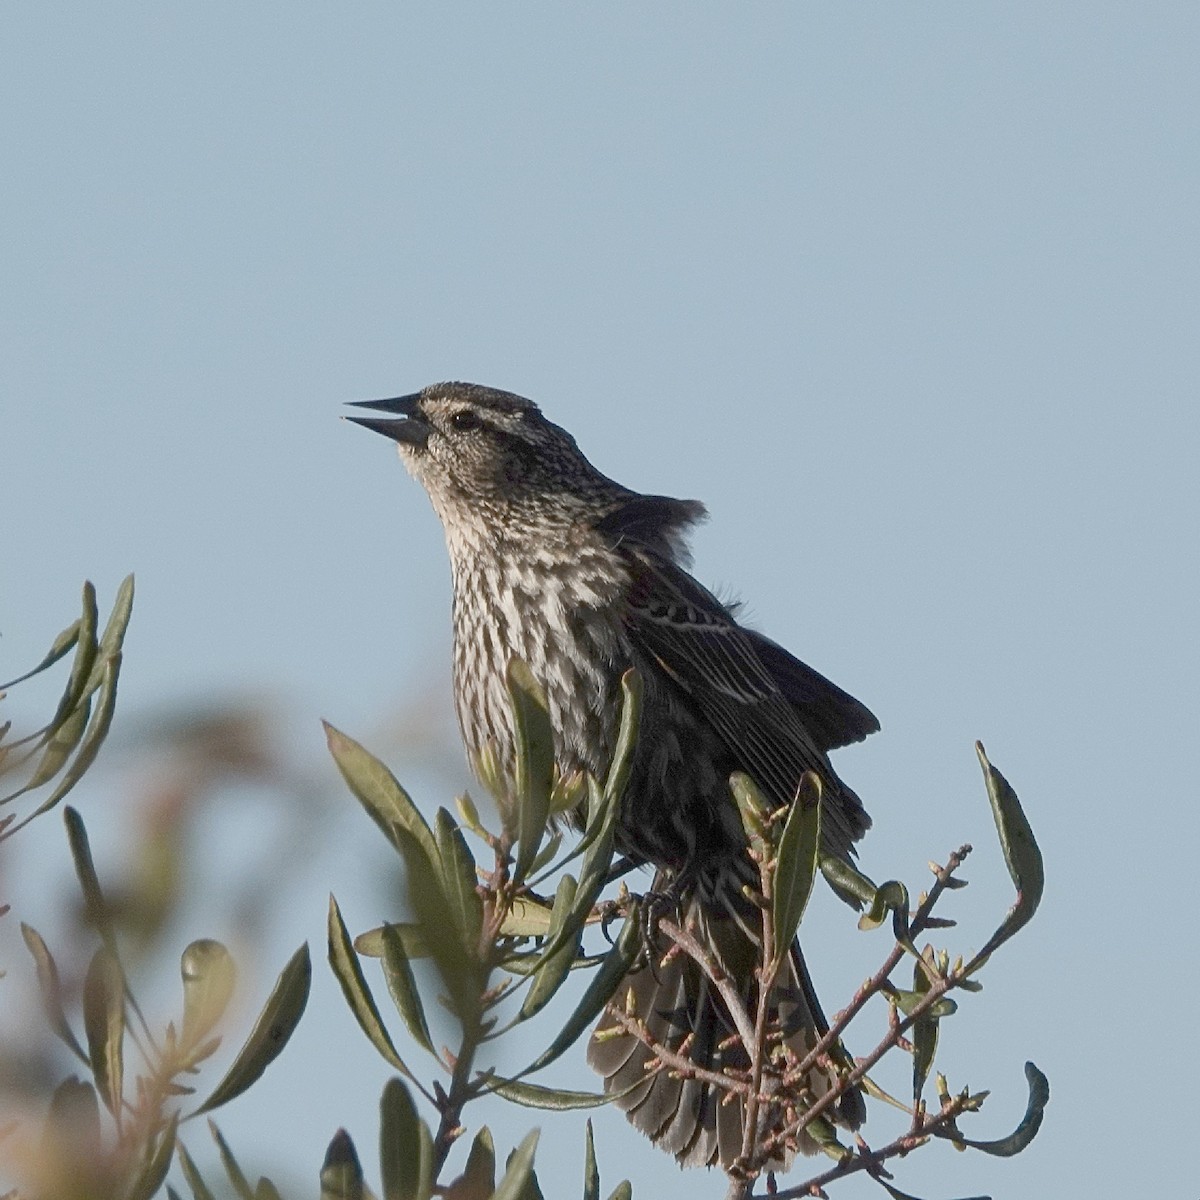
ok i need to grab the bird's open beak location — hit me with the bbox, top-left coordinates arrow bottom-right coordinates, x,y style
344,394 -> 432,447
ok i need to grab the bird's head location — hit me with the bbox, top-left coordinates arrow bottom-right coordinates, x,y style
346,382 -> 616,531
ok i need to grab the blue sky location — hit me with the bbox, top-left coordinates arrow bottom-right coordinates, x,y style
4,5 -> 1198,1197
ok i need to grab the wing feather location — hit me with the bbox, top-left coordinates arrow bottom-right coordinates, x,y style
621,554 -> 874,858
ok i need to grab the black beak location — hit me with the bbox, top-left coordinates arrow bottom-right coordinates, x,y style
344,393 -> 432,446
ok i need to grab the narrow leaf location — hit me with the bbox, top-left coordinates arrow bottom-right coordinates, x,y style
91,574 -> 135,680
603,670 -> 642,805
582,1120 -> 599,1200
321,1129 -> 364,1200
519,874 -> 580,1020
1,700 -> 90,806
968,744 -> 1045,970
910,953 -> 938,1103
42,1076 -> 101,1160
731,771 -> 769,851
492,1079 -> 612,1110
0,616 -> 80,691
772,772 -> 822,963
21,923 -> 87,1061
499,896 -> 556,938
372,931 -> 433,1057
460,1126 -> 496,1198
193,943 -> 310,1115
326,897 -> 412,1075
180,939 -> 236,1049
211,1121 -> 256,1200
940,1061 -> 1049,1157
604,1186 -> 632,1200
508,659 -> 555,884
819,853 -> 878,910
125,1109 -> 180,1200
569,777 -> 619,927
434,806 -> 484,953
395,824 -> 480,1025
64,807 -> 117,954
176,1141 -> 217,1200
33,653 -> 122,815
491,1130 -> 539,1200
355,923 -> 430,959
380,1078 -> 422,1200
323,722 -> 439,872
519,915 -> 639,1077
82,947 -> 125,1120
45,582 -> 99,732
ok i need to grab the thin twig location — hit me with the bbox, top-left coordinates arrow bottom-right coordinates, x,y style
657,917 -> 759,1050
764,1090 -> 983,1200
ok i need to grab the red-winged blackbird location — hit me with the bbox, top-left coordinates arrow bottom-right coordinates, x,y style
348,382 -> 877,1168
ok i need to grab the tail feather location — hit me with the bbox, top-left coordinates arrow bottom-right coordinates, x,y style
588,894 -> 863,1170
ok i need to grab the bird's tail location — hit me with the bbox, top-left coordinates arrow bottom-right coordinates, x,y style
587,887 -> 863,1170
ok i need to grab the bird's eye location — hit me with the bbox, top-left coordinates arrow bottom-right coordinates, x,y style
449,410 -> 482,433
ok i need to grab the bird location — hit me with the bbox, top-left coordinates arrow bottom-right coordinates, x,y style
347,381 -> 878,1169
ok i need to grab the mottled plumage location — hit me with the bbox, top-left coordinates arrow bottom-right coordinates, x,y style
348,382 -> 878,1167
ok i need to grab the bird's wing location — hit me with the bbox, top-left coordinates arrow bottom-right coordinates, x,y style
620,553 -> 873,856
740,628 -> 880,750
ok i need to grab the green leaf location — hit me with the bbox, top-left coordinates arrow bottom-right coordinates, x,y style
491,1130 -> 539,1200
519,874 -> 581,1020
394,824 -> 481,1025
21,923 -> 87,1061
772,772 -> 822,963
35,652 -> 122,814
193,943 -> 310,1116
2,700 -> 90,806
91,575 -> 135,682
856,879 -> 907,933
176,1141 -> 217,1200
499,896 -> 556,938
64,807 -> 118,955
569,777 -> 619,928
379,924 -> 435,1055
320,1129 -> 364,1200
968,744 -> 1045,971
603,670 -> 642,806
44,582 -> 98,733
518,915 -> 639,1077
491,1079 -> 614,1110
455,790 -> 491,840
180,939 -> 236,1049
43,1076 -> 101,1158
380,1078 -> 425,1200
323,722 -> 440,875
460,1126 -> 496,1198
0,615 -> 81,691
940,1061 -> 1050,1157
325,725 -> 476,1019
327,897 -> 413,1076
255,1181 -> 284,1200
355,923 -> 430,959
582,1120 -> 598,1200
125,1109 -> 180,1200
890,988 -> 957,1021
210,1122 -> 255,1200
433,807 -> 484,954
730,771 -> 768,851
526,829 -> 564,880
604,1185 -> 632,1200
508,659 -> 556,884
82,947 -> 125,1120
819,853 -> 879,910
910,952 -> 939,1103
